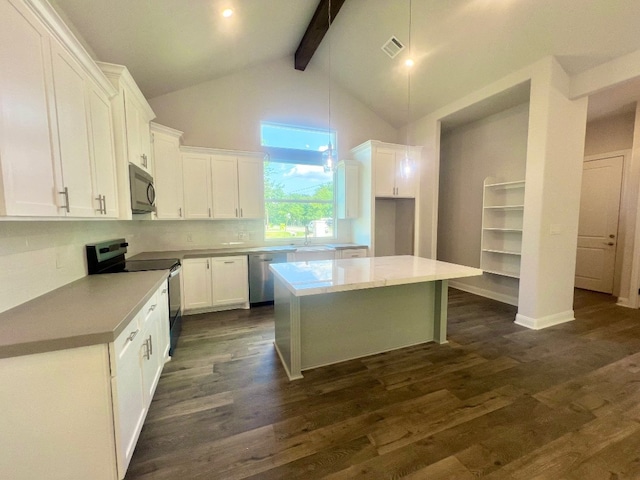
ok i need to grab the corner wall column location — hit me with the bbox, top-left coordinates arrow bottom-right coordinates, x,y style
516,58 -> 589,329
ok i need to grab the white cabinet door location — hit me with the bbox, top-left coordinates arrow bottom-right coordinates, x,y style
394,151 -> 417,198
183,258 -> 213,309
211,256 -> 248,306
0,0 -> 60,217
237,156 -> 264,219
211,155 -> 239,219
138,113 -> 152,174
153,131 -> 184,219
374,148 -> 396,197
50,42 -> 96,217
125,94 -> 152,172
337,160 -> 359,219
140,299 -> 162,404
88,82 -> 119,217
182,154 -> 212,219
112,313 -> 146,475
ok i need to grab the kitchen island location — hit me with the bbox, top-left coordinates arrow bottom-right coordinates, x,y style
270,255 -> 482,380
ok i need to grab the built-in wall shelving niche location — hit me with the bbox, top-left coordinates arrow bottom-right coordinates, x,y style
481,177 -> 525,279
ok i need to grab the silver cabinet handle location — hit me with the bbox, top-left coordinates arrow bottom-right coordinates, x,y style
59,187 -> 70,213
127,329 -> 139,343
148,335 -> 153,355
162,288 -> 167,294
179,207 -> 183,218
235,208 -> 238,217
209,207 -> 212,217
95,195 -> 103,214
224,261 -> 234,264
605,242 -> 615,246
141,153 -> 148,168
101,195 -> 107,214
206,259 -> 210,269
240,208 -> 243,217
143,339 -> 150,360
149,304 -> 157,312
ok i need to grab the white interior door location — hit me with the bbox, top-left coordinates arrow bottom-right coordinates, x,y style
575,156 -> 623,293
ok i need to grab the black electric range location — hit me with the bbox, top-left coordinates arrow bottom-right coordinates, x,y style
86,239 -> 182,355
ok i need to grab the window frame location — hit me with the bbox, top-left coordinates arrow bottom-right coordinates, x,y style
260,122 -> 337,243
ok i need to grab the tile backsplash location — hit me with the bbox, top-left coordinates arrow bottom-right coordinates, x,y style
0,217 -> 353,313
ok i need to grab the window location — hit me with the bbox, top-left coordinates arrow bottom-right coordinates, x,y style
261,122 -> 336,241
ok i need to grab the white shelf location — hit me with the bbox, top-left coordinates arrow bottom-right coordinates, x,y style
484,180 -> 525,189
483,205 -> 524,210
483,269 -> 521,279
481,177 -> 525,281
482,249 -> 521,256
483,227 -> 523,232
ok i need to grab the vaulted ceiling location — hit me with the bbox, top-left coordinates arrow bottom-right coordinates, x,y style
52,0 -> 640,128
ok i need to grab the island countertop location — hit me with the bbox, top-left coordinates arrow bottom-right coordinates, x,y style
0,271 -> 168,359
269,255 -> 483,297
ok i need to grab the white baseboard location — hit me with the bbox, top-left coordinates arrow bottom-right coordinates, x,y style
616,297 -> 634,308
514,310 -> 575,330
448,280 -> 518,306
184,301 -> 250,316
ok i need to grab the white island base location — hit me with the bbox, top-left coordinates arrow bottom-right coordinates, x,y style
270,256 -> 482,380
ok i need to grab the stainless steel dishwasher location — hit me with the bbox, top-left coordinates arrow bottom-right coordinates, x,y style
248,253 -> 288,304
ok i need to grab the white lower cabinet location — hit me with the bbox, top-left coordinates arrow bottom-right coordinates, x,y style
338,248 -> 369,259
183,256 -> 249,313
291,250 -> 336,262
0,280 -> 169,480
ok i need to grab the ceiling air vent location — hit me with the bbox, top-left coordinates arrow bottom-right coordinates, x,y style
381,36 -> 405,59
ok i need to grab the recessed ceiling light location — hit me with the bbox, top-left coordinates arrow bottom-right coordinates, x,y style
405,58 -> 415,67
222,8 -> 233,18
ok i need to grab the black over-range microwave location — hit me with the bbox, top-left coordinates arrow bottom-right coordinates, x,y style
129,163 -> 156,213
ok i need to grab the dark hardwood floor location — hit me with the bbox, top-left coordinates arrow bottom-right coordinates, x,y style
125,289 -> 640,479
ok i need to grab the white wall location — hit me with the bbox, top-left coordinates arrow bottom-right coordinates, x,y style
148,56 -> 399,159
438,103 -> 529,304
0,221 -> 144,313
584,111 -> 635,156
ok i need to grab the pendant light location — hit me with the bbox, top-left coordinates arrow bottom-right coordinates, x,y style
323,0 -> 336,173
401,0 -> 413,180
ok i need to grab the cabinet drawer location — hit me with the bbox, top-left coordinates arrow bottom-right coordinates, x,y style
340,248 -> 368,259
113,312 -> 142,368
139,290 -> 159,329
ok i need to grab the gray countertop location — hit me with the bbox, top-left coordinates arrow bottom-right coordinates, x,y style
129,243 -> 368,261
0,271 -> 168,359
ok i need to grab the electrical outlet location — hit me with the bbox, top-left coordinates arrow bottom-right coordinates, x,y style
186,233 -> 193,243
55,252 -> 63,269
238,232 -> 247,241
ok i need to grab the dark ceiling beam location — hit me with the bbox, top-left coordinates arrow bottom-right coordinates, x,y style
294,0 -> 346,71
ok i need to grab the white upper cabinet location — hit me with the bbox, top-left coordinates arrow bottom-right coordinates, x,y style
125,93 -> 153,173
211,155 -> 239,219
181,147 -> 264,221
337,160 -> 359,219
236,156 -> 264,219
0,0 -> 60,216
212,154 -> 264,219
182,152 -> 213,219
87,82 -> 119,217
98,62 -> 155,219
50,42 -> 95,217
0,0 -> 117,218
151,123 -> 184,220
374,146 -> 420,198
